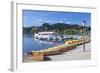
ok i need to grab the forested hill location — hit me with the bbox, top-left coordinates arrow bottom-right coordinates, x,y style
23,23 -> 91,35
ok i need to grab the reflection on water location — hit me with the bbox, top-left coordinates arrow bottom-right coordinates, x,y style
23,34 -> 64,53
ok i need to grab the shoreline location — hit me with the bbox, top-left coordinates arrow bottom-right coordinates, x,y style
23,42 -> 91,62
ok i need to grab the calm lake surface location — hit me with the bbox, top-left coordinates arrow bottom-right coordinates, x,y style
23,34 -> 64,53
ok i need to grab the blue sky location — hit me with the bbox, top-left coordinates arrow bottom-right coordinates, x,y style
23,10 -> 91,27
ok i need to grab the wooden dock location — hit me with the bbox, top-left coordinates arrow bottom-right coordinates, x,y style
26,39 -> 90,61
31,44 -> 76,56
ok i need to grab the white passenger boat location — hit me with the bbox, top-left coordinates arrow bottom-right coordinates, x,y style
34,32 -> 62,41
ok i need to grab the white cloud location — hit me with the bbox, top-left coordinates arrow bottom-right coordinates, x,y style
59,20 -> 64,23
37,19 -> 43,22
66,21 -> 71,24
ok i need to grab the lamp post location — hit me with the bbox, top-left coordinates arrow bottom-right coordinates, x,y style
82,20 -> 86,52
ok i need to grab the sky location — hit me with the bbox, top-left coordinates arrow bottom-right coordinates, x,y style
23,10 -> 91,27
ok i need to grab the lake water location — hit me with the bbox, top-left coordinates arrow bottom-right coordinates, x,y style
23,34 -> 64,53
